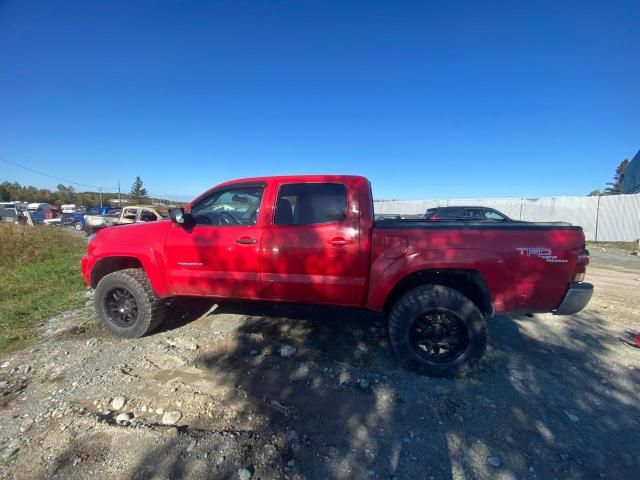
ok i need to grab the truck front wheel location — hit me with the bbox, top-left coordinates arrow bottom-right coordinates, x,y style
388,285 -> 487,377
95,268 -> 167,338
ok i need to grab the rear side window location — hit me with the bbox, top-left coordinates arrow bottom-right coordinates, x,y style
463,209 -> 483,219
140,209 -> 158,222
274,183 -> 347,226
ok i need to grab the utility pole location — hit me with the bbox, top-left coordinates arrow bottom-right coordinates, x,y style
118,179 -> 121,206
99,187 -> 103,208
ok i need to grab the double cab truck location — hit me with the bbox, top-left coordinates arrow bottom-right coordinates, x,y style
81,175 -> 593,376
84,205 -> 165,233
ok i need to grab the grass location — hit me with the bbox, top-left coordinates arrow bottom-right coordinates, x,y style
587,241 -> 639,251
0,224 -> 86,355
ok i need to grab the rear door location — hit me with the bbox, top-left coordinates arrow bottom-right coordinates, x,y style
260,181 -> 365,305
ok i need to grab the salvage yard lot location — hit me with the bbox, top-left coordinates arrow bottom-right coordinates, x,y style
0,243 -> 639,479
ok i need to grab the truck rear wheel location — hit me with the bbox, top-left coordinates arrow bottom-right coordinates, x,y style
388,285 -> 487,377
95,268 -> 167,338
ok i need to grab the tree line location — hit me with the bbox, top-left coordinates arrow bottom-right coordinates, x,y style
0,176 -> 182,207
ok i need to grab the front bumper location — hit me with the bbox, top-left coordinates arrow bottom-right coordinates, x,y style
554,282 -> 594,315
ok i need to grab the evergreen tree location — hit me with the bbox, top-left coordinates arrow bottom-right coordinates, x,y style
129,176 -> 149,204
604,159 -> 629,195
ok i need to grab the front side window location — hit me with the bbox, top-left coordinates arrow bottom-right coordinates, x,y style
274,183 -> 347,226
190,187 -> 264,226
123,208 -> 138,220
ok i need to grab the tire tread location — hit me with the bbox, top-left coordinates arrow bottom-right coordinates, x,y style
388,284 -> 487,377
95,268 -> 167,337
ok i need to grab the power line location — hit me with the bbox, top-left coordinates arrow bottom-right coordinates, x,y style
0,156 -> 118,191
1,156 -> 186,202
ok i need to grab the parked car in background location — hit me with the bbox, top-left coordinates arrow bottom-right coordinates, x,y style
424,206 -> 511,221
84,205 -> 165,233
59,213 -> 81,228
61,204 -> 77,213
0,201 -> 28,212
0,206 -> 20,223
66,206 -> 108,232
27,203 -> 53,223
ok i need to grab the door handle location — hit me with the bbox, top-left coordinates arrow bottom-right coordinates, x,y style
236,237 -> 257,245
327,237 -> 354,246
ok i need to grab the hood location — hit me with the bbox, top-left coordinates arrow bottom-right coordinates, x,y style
92,219 -> 172,244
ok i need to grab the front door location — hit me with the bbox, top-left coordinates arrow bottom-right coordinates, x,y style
260,182 -> 363,305
163,185 -> 265,298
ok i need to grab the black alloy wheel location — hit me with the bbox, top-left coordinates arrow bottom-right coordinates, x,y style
104,287 -> 139,327
409,309 -> 470,363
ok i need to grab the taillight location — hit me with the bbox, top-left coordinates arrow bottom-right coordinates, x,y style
578,249 -> 590,266
572,248 -> 589,282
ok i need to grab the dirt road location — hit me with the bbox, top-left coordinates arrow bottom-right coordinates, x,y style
1,252 -> 639,480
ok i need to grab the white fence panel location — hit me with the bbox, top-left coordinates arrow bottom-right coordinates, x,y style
374,200 -> 438,215
520,196 -> 599,241
373,194 -> 640,242
597,194 -> 640,242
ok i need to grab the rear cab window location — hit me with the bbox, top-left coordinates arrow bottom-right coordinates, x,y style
274,183 -> 347,226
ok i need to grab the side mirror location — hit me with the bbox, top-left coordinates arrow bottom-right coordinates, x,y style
169,208 -> 195,228
169,208 -> 185,224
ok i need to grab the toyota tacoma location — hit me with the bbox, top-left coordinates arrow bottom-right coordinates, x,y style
81,175 -> 593,376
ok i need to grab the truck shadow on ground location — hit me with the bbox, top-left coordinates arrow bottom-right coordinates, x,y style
127,302 -> 639,480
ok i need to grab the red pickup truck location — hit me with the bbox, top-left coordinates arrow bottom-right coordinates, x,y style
81,175 -> 593,376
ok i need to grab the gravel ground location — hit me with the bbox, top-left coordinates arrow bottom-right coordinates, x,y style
1,252 -> 639,480
588,246 -> 640,272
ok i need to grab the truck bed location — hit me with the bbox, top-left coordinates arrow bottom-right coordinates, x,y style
370,219 -> 586,314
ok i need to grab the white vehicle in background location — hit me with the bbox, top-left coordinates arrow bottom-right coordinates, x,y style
0,201 -> 28,212
0,206 -> 20,223
61,204 -> 77,213
84,205 -> 166,233
0,202 -> 28,224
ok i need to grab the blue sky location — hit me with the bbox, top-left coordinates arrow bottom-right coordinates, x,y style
0,1 -> 638,201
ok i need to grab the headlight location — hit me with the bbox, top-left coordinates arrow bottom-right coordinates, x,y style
87,233 -> 96,244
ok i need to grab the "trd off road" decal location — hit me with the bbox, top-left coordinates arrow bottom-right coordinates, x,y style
515,247 -> 568,263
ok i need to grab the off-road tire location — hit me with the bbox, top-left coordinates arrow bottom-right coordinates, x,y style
389,284 -> 487,377
95,268 -> 167,338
